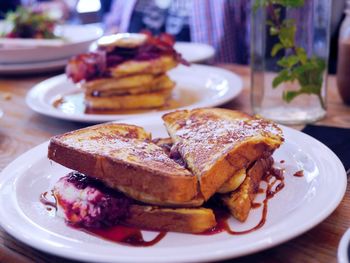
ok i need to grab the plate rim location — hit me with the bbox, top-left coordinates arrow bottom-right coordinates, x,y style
0,58 -> 68,71
0,120 -> 347,262
25,64 -> 243,123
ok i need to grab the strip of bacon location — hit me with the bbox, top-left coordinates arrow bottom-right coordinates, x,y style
66,52 -> 106,83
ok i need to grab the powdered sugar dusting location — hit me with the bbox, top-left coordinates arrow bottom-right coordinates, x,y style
173,117 -> 283,173
175,119 -> 277,143
60,131 -> 192,176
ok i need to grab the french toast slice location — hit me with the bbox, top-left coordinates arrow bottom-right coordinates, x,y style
220,157 -> 273,222
110,55 -> 178,78
162,108 -> 284,200
125,205 -> 215,233
83,74 -> 174,96
85,89 -> 173,110
54,173 -> 215,233
48,123 -> 202,206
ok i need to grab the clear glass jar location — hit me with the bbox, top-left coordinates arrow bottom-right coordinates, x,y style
251,0 -> 331,125
337,0 -> 350,105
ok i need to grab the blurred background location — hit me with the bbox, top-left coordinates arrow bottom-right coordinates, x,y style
0,0 -> 345,72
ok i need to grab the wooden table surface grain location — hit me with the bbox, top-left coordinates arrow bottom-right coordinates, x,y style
0,64 -> 349,263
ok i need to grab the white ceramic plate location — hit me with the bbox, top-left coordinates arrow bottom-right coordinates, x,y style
0,58 -> 67,75
174,42 -> 215,63
26,64 -> 243,123
0,117 -> 346,263
338,229 -> 350,263
0,24 -> 103,64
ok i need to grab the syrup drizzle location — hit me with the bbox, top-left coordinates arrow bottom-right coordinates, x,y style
252,202 -> 262,209
293,170 -> 304,177
202,196 -> 269,235
202,166 -> 285,236
78,225 -> 166,247
40,191 -> 57,211
258,188 -> 264,194
40,186 -> 166,247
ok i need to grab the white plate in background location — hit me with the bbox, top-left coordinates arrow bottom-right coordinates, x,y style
0,118 -> 346,262
26,64 -> 243,123
0,24 -> 103,64
0,58 -> 67,75
174,42 -> 215,63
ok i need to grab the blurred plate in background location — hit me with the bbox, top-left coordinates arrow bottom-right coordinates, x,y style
0,24 -> 103,64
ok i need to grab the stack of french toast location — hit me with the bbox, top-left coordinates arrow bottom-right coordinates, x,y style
49,108 -> 284,233
66,32 -> 185,111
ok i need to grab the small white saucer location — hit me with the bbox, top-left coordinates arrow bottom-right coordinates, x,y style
338,228 -> 350,263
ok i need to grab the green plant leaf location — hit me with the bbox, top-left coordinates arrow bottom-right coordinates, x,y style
296,47 -> 307,64
283,90 -> 302,102
272,69 -> 291,88
266,19 -> 274,26
313,57 -> 326,72
270,26 -> 279,36
271,43 -> 284,56
279,25 -> 296,48
300,84 -> 321,94
274,0 -> 304,7
277,55 -> 299,68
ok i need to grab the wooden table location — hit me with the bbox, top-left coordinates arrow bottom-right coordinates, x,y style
0,65 -> 349,263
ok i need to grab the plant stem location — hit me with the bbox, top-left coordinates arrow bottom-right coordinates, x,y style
266,0 -> 325,109
267,2 -> 299,57
267,3 -> 281,29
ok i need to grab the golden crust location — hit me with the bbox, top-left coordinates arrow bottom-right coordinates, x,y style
109,55 -> 178,78
125,205 -> 216,233
221,157 -> 273,222
85,89 -> 173,110
83,74 -> 174,96
48,123 -> 199,206
221,177 -> 252,222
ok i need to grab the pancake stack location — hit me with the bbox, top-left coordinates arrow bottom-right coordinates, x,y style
66,32 -> 187,111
